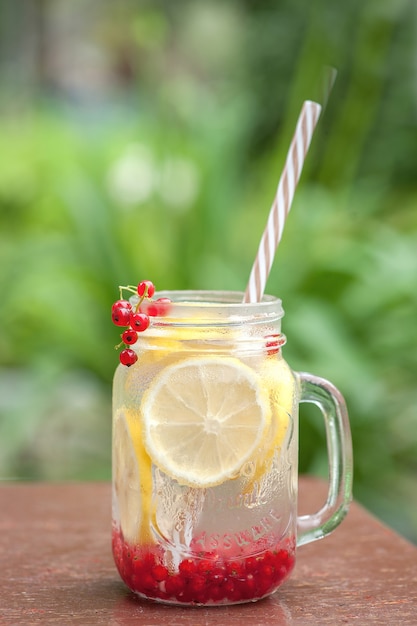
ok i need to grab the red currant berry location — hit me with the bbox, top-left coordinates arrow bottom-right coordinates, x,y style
179,559 -> 196,578
224,578 -> 241,602
130,312 -> 150,332
119,348 -> 138,366
262,550 -> 276,565
210,584 -> 226,602
257,574 -> 273,596
121,329 -> 138,345
137,280 -> 155,298
239,573 -> 257,599
244,556 -> 260,573
188,574 -> 206,594
152,564 -> 169,582
147,303 -> 158,317
112,306 -> 132,327
165,574 -> 184,597
209,565 -> 226,586
141,572 -> 159,592
226,560 -> 244,579
112,299 -> 131,312
194,588 -> 210,604
147,297 -> 172,317
260,563 -> 274,578
156,297 -> 171,315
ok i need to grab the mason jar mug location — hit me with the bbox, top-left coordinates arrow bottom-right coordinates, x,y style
112,291 -> 353,606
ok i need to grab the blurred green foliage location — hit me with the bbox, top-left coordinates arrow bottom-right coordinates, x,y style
0,0 -> 416,542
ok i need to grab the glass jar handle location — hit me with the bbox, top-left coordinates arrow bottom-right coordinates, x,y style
296,372 -> 353,547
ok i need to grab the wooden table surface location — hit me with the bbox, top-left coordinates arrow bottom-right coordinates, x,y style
0,479 -> 416,625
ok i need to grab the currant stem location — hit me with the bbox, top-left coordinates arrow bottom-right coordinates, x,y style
118,285 -> 137,299
117,284 -> 151,313
135,295 -> 145,313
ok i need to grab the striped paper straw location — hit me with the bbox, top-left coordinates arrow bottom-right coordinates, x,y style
243,100 -> 322,303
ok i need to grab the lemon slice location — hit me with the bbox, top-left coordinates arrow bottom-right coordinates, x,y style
262,356 -> 296,448
141,356 -> 270,488
243,356 -> 296,492
113,408 -> 153,544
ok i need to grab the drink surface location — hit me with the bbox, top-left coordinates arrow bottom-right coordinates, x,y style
112,311 -> 298,605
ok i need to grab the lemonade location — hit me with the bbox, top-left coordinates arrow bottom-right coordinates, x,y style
112,290 -> 298,605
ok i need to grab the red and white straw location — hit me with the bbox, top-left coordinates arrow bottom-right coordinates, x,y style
243,100 -> 322,303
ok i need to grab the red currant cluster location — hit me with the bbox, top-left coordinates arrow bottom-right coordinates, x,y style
112,526 -> 295,605
111,280 -> 171,366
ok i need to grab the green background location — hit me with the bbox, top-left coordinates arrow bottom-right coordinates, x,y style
0,0 -> 416,543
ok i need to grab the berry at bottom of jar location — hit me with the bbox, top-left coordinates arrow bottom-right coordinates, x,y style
112,526 -> 295,605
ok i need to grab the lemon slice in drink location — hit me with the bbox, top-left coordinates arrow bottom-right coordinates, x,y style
242,356 -> 296,492
262,356 -> 296,448
141,356 -> 270,488
113,408 -> 152,544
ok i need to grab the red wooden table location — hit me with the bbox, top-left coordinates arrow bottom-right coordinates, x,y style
0,479 -> 416,625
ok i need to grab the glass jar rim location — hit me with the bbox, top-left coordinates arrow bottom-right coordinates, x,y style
132,290 -> 284,326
